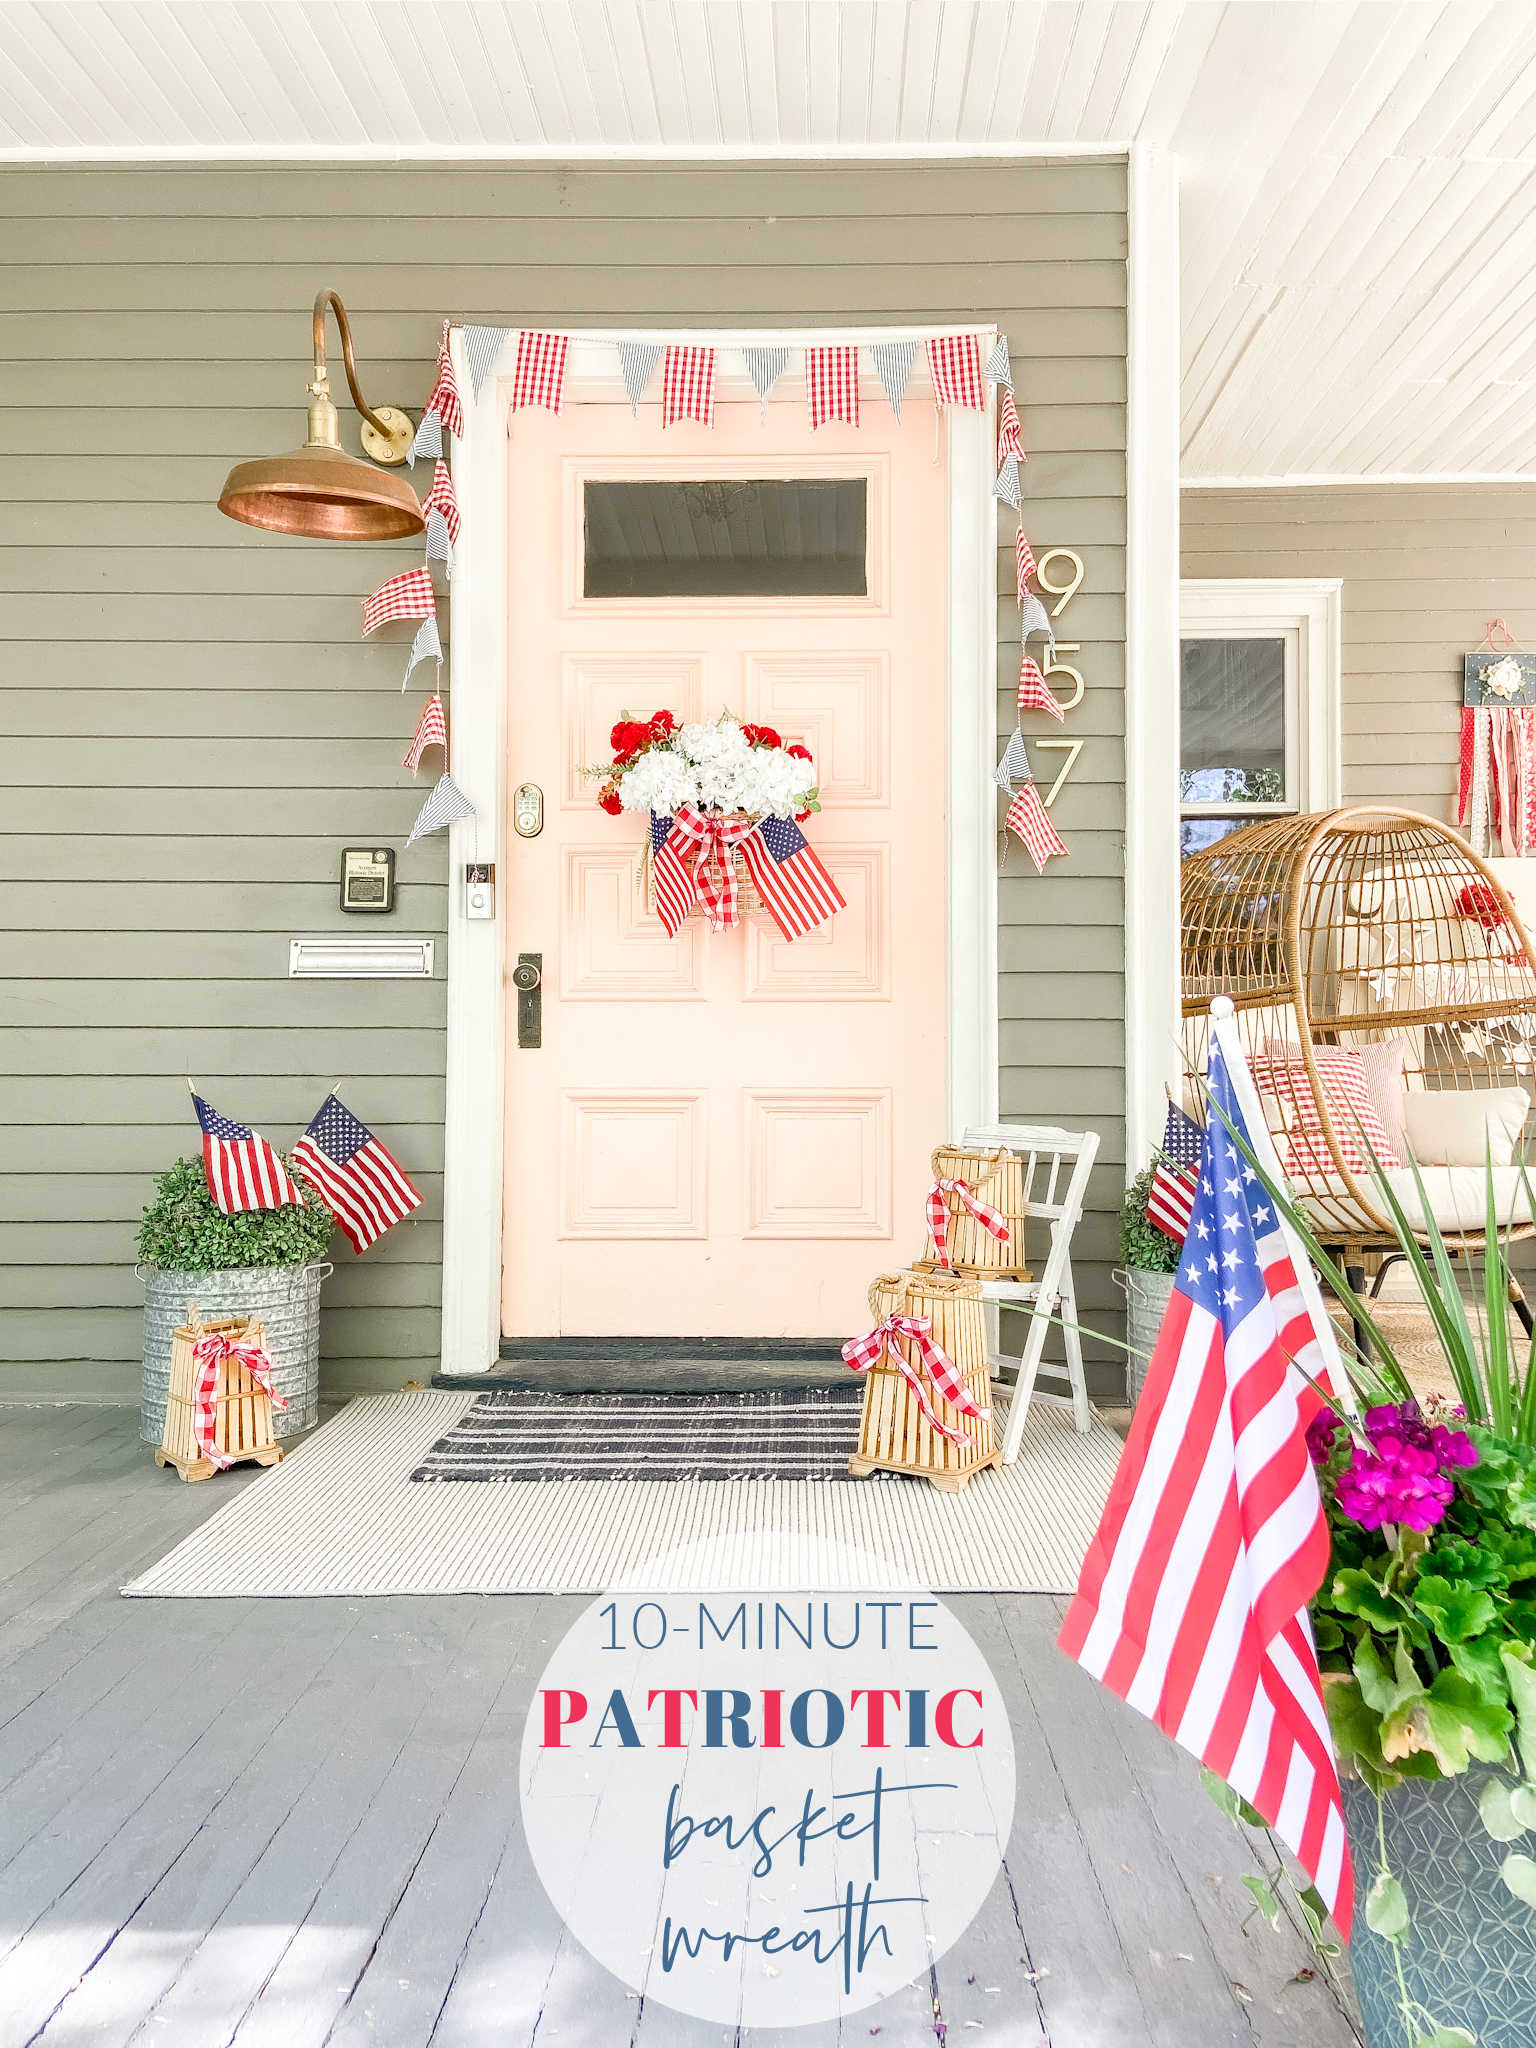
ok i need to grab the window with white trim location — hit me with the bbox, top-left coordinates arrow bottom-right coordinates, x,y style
1178,579 -> 1343,859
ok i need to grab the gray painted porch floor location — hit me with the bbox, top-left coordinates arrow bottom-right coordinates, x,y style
0,1404 -> 1362,2048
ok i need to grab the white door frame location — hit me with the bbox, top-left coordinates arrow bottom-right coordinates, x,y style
438,330 -> 998,1374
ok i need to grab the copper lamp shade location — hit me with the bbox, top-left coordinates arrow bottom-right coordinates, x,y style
219,291 -> 425,542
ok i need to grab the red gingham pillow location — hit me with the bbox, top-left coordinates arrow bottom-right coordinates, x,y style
1248,1043 -> 1403,1179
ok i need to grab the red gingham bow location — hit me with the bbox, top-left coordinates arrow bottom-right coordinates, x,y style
842,1312 -> 990,1444
668,806 -> 758,930
926,1178 -> 1010,1270
191,1330 -> 286,1471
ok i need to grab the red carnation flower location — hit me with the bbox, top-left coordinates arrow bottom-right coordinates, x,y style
1456,881 -> 1508,931
787,743 -> 813,762
610,719 -> 651,758
648,710 -> 678,736
598,785 -> 624,816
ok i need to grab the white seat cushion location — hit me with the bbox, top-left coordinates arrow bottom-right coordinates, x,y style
1302,1166 -> 1533,1234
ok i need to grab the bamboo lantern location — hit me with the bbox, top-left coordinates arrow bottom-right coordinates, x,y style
914,1143 -> 1032,1282
848,1269 -> 1002,1493
155,1302 -> 285,1484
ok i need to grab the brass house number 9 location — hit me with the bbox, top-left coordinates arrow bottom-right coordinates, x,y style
1034,547 -> 1085,811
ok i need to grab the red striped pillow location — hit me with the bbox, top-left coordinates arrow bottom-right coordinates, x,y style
1249,1044 -> 1403,1179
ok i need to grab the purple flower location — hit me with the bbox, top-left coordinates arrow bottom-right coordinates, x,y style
1328,1400 -> 1477,1534
1307,1410 -> 1340,1466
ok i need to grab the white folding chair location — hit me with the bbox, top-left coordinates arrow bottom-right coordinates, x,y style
960,1122 -> 1100,1462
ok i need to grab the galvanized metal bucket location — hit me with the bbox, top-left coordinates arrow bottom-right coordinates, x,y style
137,1262 -> 331,1446
1113,1266 -> 1176,1406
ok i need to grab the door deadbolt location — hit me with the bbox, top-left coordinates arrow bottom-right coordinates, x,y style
514,952 -> 542,1048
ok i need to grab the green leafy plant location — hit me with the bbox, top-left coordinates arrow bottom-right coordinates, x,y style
1118,1165 -> 1181,1273
136,1155 -> 335,1270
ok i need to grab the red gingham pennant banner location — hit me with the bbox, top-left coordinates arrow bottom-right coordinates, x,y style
363,565 -> 437,637
1006,783 -> 1069,873
191,1328 -> 286,1471
662,344 -> 716,427
806,344 -> 860,430
842,1311 -> 991,1444
421,459 -> 460,543
403,692 -> 447,774
997,386 -> 1024,461
925,1176 -> 1010,1270
1016,526 -> 1037,601
925,333 -> 985,410
1017,652 -> 1064,721
512,330 -> 570,415
423,322 -> 463,439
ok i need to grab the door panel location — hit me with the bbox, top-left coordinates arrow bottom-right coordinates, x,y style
502,395 -> 947,1339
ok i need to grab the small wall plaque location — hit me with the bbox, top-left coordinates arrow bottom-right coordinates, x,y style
1465,650 -> 1536,708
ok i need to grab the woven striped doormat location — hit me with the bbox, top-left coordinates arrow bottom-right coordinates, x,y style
411,1387 -> 866,1481
123,1390 -> 1122,1598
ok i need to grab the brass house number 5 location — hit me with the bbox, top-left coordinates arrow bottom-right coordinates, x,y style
1034,548 -> 1085,810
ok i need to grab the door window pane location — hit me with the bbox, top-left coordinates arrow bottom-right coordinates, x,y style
583,478 -> 868,598
1180,637 -> 1287,806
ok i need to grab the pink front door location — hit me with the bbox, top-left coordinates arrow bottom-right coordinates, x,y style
502,388 -> 948,1339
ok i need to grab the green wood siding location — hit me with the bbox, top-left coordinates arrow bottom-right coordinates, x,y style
0,159 -> 1128,1392
1181,483 -> 1536,818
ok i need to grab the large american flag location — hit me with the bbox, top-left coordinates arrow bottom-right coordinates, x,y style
1060,1023 -> 1353,1936
192,1093 -> 301,1214
737,816 -> 846,942
1147,1098 -> 1203,1242
294,1094 -> 422,1254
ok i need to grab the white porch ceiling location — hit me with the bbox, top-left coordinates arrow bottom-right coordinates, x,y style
2,1 -> 1534,481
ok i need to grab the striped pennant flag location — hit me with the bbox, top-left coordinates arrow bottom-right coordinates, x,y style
192,1092 -> 302,1215
651,812 -> 696,938
926,333 -> 985,410
1005,783 -> 1068,873
424,322 -> 463,438
403,692 -> 447,774
425,510 -> 454,575
462,324 -> 512,398
984,333 -> 1013,389
736,815 -> 845,943
995,453 -> 1021,510
662,344 -> 716,427
806,343 -> 859,430
402,613 -> 442,691
1060,1024 -> 1353,1940
1017,653 -> 1064,722
363,565 -> 436,637
422,460 -> 460,542
405,770 -> 474,846
409,409 -> 442,466
743,344 -> 790,418
993,727 -> 1031,793
294,1094 -> 422,1255
618,341 -> 662,414
1016,526 -> 1037,600
512,331 -> 571,415
1020,590 -> 1055,648
869,339 -> 916,419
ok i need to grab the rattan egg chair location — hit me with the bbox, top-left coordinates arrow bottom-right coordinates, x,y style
1181,808 -> 1536,1302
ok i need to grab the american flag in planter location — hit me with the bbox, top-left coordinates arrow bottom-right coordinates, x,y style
294,1095 -> 422,1254
1147,1098 -> 1203,1243
737,816 -> 846,942
192,1093 -> 302,1214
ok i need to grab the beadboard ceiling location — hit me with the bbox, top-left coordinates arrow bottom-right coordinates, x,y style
2,0 -> 1534,481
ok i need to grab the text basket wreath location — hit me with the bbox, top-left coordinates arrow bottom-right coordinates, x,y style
589,712 -> 844,943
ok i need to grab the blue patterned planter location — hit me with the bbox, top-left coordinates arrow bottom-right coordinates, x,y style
1343,1767 -> 1536,2046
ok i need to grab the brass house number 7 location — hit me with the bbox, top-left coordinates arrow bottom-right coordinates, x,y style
1034,548 -> 1085,810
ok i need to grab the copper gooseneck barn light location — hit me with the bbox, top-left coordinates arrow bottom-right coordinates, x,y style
218,290 -> 425,541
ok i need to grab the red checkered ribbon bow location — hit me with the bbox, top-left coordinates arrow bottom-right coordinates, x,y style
926,1177 -> 1010,1270
191,1330 -> 286,1471
668,805 -> 759,930
842,1312 -> 990,1444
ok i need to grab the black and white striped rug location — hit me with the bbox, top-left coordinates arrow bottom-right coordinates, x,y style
410,1386 -> 866,1482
